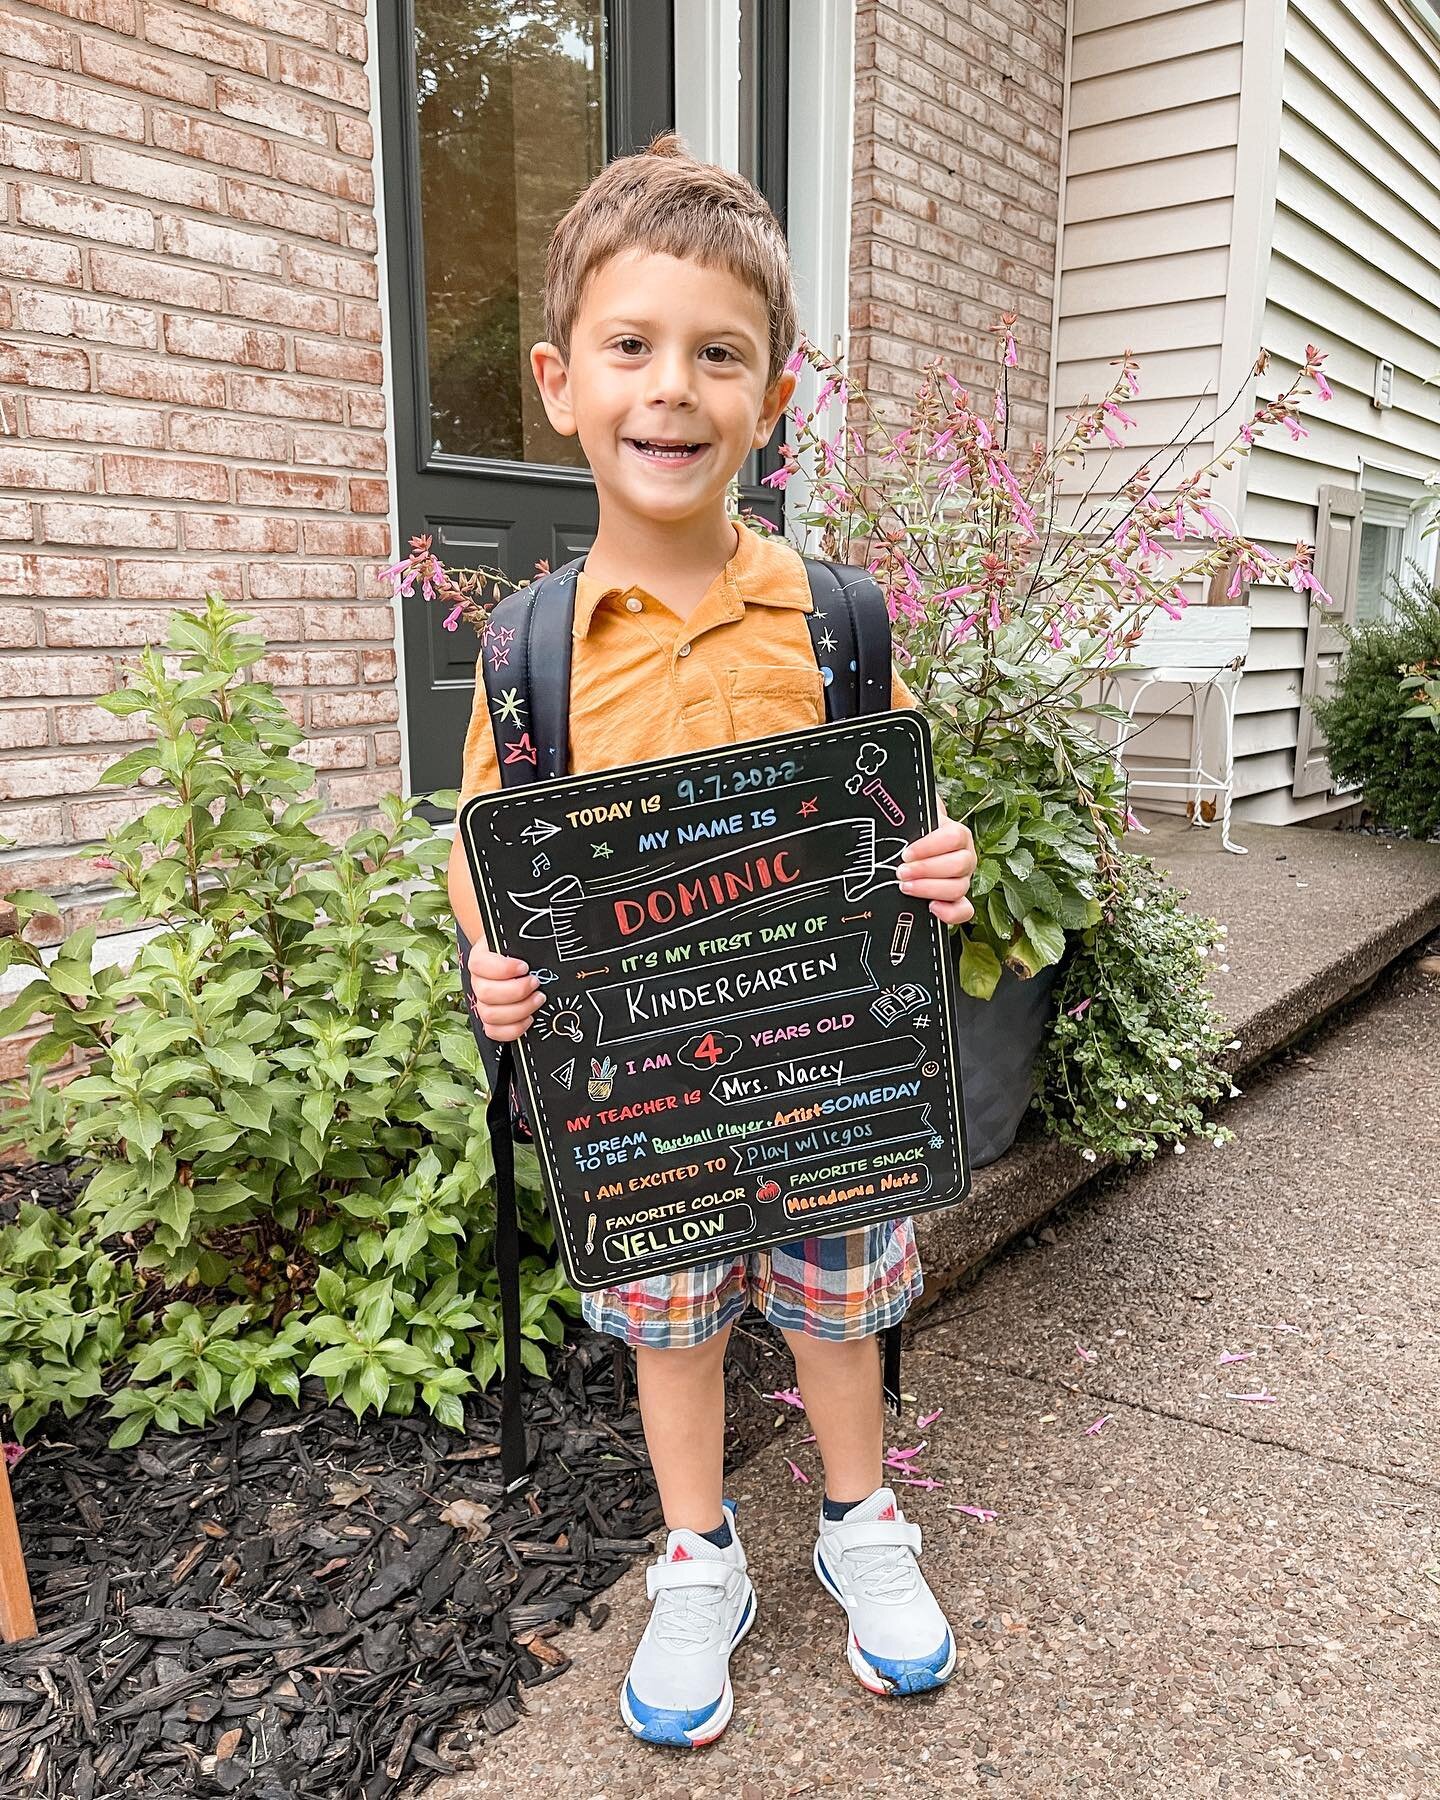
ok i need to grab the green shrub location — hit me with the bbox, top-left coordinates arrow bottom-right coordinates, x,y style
1309,572 -> 1440,839
0,597 -> 576,1445
1035,854 -> 1235,1162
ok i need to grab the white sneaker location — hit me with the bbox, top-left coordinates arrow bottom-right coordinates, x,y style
620,1500 -> 756,1747
813,1486 -> 957,1695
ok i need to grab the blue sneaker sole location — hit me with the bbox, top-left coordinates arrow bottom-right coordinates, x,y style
619,1578 -> 757,1747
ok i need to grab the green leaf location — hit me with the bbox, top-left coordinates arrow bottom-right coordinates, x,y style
957,935 -> 1002,1000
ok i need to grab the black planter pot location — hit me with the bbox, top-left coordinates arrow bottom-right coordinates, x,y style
950,950 -> 1062,1168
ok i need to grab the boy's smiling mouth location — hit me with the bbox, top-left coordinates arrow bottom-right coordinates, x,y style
625,438 -> 709,466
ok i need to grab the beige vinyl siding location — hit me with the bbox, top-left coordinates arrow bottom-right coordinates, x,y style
1237,0 -> 1440,820
1052,0 -> 1247,783
1056,0 -> 1242,480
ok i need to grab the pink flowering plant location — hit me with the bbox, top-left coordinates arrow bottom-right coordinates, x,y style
768,323 -> 1335,1000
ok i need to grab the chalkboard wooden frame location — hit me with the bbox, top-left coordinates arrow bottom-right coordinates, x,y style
459,711 -> 971,1290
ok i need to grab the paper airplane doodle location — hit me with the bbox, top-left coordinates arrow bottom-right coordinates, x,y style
522,819 -> 561,845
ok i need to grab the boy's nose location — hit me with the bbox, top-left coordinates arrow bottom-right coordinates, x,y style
643,350 -> 698,410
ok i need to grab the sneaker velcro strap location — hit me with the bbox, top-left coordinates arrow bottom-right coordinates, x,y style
828,1520 -> 922,1555
645,1558 -> 736,1599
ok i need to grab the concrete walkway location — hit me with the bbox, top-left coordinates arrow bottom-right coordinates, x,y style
914,813 -> 1440,1321
431,952 -> 1440,1800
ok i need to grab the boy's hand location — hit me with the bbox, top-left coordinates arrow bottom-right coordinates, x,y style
468,945 -> 545,1041
898,804 -> 977,925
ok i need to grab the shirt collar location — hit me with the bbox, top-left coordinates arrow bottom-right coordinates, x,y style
571,522 -> 812,638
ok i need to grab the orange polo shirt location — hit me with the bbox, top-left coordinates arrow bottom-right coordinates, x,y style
458,525 -> 913,800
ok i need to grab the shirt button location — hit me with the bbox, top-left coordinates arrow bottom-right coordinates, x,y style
677,642 -> 692,658
625,595 -> 643,613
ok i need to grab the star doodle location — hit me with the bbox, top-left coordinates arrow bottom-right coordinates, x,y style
503,732 -> 537,766
799,796 -> 819,818
492,686 -> 525,726
591,841 -> 614,860
818,629 -> 838,653
484,622 -> 516,670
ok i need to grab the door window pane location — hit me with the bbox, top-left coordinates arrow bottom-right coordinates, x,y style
1355,519 -> 1401,624
415,2 -> 605,466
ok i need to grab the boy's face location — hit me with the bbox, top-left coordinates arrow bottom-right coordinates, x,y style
530,249 -> 795,526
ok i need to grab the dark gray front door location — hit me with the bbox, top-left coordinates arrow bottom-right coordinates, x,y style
379,0 -> 789,792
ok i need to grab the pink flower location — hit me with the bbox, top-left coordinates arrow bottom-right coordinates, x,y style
441,602 -> 465,633
1216,1350 -> 1254,1367
949,611 -> 981,643
975,417 -> 993,451
1226,562 -> 1245,600
1067,998 -> 1092,1019
1290,564 -> 1335,607
1074,1343 -> 1097,1363
1312,368 -> 1333,402
1084,1414 -> 1112,1436
784,346 -> 806,374
884,1440 -> 927,1465
896,1475 -> 944,1490
1003,330 -> 1018,368
916,1407 -> 944,1429
1194,502 -> 1227,536
1101,400 -> 1137,429
949,1503 -> 998,1524
765,1387 -> 805,1409
1124,808 -> 1141,830
988,593 -> 1003,631
1239,423 -> 1255,445
935,583 -> 980,603
1048,622 -> 1064,650
1283,416 -> 1308,442
761,466 -> 793,490
785,1458 -> 811,1482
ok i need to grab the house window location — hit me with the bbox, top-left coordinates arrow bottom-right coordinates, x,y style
1354,516 -> 1404,624
1353,469 -> 1440,625
413,2 -> 606,468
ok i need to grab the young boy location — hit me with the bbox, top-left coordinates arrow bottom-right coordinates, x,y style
447,135 -> 976,1747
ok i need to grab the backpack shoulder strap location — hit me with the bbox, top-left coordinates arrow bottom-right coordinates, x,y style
479,556 -> 584,784
801,557 -> 894,720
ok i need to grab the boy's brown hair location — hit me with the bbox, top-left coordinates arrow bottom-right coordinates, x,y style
543,132 -> 797,387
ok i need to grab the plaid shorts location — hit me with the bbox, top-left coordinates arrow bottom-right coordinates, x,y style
580,1216 -> 922,1349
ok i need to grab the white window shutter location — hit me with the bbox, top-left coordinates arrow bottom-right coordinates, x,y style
1292,483 -> 1363,800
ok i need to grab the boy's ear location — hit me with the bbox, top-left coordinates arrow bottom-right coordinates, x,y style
752,369 -> 797,450
530,342 -> 578,438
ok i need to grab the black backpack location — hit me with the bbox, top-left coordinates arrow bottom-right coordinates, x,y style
456,551 -> 900,1488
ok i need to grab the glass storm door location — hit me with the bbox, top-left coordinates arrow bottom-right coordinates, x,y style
379,0 -> 675,792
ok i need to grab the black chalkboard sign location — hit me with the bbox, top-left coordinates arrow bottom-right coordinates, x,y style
458,712 -> 970,1291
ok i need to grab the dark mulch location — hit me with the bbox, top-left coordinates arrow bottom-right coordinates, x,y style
0,1163 -> 792,1799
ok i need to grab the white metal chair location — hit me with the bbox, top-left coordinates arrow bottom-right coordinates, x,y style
1096,606 -> 1252,855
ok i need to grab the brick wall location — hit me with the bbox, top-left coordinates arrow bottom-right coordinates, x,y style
849,0 -> 1067,446
0,0 -> 396,947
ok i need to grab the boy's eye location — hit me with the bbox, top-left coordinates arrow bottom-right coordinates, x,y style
702,345 -> 736,364
615,336 -> 646,355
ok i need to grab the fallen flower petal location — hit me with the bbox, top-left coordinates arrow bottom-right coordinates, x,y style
1084,1415 -> 1112,1436
885,1440 -> 927,1463
896,1476 -> 944,1491
765,1387 -> 805,1409
1074,1343 -> 1097,1364
1224,1389 -> 1278,1404
916,1408 -> 944,1429
948,1504 -> 998,1524
785,1458 -> 811,1483
799,1433 -> 817,1444
1216,1350 -> 1255,1367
